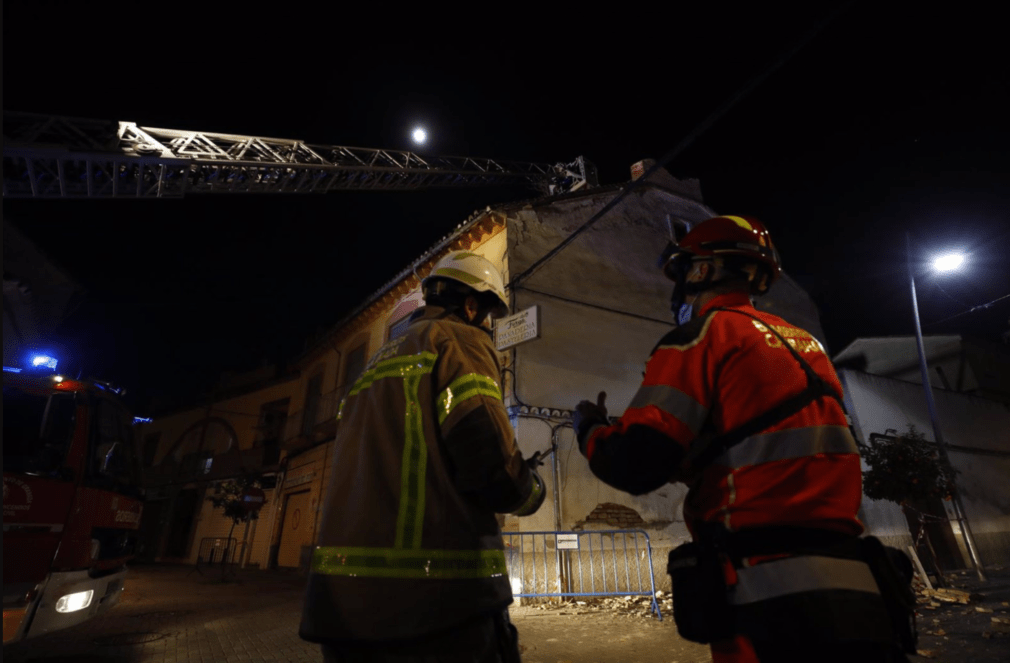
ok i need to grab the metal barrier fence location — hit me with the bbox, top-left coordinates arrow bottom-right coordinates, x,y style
503,529 -> 662,620
197,537 -> 238,565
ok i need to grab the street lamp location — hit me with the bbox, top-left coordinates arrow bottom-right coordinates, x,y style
906,233 -> 986,581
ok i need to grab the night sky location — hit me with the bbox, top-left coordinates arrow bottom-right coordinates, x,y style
4,4 -> 1009,414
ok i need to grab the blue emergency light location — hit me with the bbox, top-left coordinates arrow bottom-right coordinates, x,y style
31,355 -> 59,370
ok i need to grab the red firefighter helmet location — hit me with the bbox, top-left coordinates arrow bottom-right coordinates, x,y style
662,215 -> 782,293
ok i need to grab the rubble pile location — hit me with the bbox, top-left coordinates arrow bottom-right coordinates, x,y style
912,570 -> 1010,644
528,591 -> 673,618
917,586 -> 973,610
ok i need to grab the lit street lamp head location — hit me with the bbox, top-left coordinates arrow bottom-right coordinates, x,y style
933,253 -> 965,272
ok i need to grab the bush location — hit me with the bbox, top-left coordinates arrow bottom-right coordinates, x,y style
861,424 -> 958,506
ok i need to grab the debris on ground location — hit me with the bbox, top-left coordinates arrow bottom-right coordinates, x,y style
527,593 -> 672,618
918,587 -> 972,605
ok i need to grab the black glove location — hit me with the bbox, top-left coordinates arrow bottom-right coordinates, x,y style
572,391 -> 608,453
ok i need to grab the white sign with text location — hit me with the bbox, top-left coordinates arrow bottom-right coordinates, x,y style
494,305 -> 540,351
556,533 -> 580,550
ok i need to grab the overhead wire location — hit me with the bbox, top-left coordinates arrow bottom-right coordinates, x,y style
923,292 -> 1010,328
507,3 -> 855,291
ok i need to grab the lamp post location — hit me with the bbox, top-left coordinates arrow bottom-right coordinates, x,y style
906,232 -> 986,581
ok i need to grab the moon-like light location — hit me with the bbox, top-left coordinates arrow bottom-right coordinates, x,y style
933,253 -> 965,272
412,127 -> 427,144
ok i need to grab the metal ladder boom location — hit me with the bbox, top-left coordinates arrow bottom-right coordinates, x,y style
3,112 -> 593,199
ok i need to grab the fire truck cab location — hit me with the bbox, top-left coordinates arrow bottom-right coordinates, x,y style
3,363 -> 144,645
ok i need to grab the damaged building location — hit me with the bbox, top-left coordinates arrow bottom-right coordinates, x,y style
135,161 -> 837,592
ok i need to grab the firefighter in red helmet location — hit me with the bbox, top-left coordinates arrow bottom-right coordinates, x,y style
573,216 -> 914,662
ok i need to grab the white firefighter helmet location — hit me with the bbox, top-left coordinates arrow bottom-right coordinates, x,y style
422,251 -> 509,318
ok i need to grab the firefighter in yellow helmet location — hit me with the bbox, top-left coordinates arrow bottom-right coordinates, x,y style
301,251 -> 546,662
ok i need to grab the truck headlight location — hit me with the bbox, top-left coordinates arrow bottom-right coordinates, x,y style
55,590 -> 93,613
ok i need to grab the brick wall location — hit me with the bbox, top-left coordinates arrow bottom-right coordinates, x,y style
584,502 -> 645,528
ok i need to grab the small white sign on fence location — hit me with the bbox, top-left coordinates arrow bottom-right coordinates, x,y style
556,533 -> 580,550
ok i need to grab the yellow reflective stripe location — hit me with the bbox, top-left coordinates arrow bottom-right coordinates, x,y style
730,556 -> 880,605
339,351 -> 437,549
311,546 -> 508,579
437,373 -> 502,425
723,215 -> 755,231
349,352 -> 438,397
395,371 -> 428,549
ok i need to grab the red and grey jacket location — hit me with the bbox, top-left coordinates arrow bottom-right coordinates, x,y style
580,292 -> 892,645
301,305 -> 545,644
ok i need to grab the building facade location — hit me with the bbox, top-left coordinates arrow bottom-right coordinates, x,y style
136,163 -> 832,587
832,332 -> 1010,572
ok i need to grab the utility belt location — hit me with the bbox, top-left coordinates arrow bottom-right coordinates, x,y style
666,525 -> 917,654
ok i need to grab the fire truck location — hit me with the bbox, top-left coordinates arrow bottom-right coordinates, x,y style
3,360 -> 144,645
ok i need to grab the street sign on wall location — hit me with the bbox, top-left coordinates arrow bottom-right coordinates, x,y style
240,487 -> 266,514
494,305 -> 540,351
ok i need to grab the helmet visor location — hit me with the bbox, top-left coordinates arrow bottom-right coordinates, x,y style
663,250 -> 695,282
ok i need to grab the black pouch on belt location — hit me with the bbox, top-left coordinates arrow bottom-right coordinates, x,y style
860,536 -> 918,655
667,542 -> 735,644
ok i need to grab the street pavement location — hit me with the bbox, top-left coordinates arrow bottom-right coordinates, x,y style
6,563 -> 1009,662
5,563 -> 705,663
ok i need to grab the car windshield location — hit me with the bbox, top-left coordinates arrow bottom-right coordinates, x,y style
3,384 -> 77,476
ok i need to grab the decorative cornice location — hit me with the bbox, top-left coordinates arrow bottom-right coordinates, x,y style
297,212 -> 507,364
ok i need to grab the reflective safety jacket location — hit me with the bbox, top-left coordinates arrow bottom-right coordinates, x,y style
300,305 -> 544,644
581,292 -> 892,648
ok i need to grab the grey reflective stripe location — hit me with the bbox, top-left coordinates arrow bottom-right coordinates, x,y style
714,425 -> 858,469
730,555 -> 880,605
627,384 -> 709,436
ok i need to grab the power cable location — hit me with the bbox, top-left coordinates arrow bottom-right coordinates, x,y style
923,292 -> 1010,328
507,3 -> 854,290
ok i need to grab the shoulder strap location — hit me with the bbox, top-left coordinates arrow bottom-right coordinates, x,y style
688,307 -> 843,470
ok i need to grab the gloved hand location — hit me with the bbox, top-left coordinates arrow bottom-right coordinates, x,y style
572,391 -> 608,450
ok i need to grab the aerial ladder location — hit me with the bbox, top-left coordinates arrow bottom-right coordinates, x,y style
2,111 -> 596,199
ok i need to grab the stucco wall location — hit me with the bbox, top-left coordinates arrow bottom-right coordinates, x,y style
497,183 -> 837,590
144,377 -> 298,466
841,369 -> 1010,565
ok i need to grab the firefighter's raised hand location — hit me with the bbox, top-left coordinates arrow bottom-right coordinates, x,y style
572,391 -> 608,447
